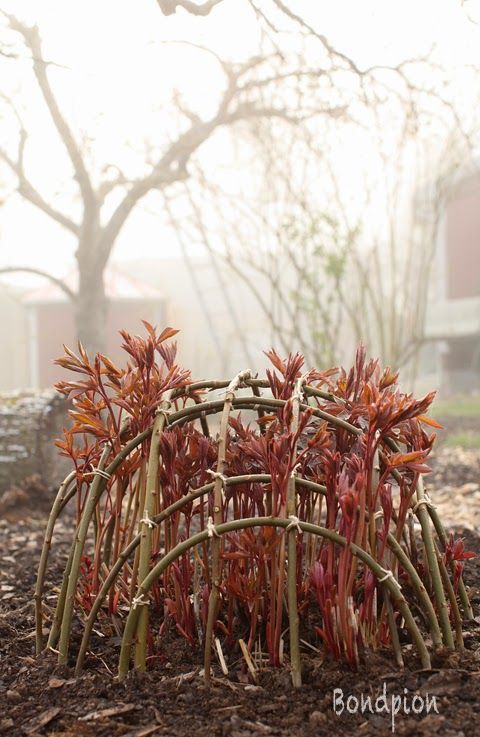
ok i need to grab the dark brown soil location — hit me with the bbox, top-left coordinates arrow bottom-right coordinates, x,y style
1,494 -> 480,736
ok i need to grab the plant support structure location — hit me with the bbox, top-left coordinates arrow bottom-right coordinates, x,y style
36,326 -> 475,687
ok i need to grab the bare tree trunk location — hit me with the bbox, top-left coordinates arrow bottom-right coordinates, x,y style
74,233 -> 108,355
74,268 -> 107,355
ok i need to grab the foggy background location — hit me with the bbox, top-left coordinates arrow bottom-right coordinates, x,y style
1,0 -> 480,396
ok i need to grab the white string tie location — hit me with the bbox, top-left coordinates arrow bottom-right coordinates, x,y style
226,369 -> 253,396
290,462 -> 301,479
292,375 -> 308,404
412,494 -> 437,513
155,408 -> 171,423
206,469 -> 228,486
378,568 -> 401,589
140,509 -> 157,529
86,465 -> 111,480
286,515 -> 303,534
207,516 -> 219,538
132,594 -> 149,610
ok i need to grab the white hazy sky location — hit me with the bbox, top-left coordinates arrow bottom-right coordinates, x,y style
1,0 -> 480,285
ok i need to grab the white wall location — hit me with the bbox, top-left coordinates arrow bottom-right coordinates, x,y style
0,287 -> 29,391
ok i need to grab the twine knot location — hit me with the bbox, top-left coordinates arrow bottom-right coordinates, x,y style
206,470 -> 228,486
378,568 -> 401,589
86,465 -> 111,481
207,516 -> 220,538
412,494 -> 437,513
292,375 -> 308,403
132,594 -> 149,610
140,509 -> 157,529
286,515 -> 303,534
226,369 -> 253,396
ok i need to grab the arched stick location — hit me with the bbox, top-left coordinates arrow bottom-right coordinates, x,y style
204,369 -> 252,682
75,474 -> 272,672
118,517 -> 431,679
34,470 -> 76,654
48,382 -> 462,665
56,445 -> 112,664
74,472 -> 445,673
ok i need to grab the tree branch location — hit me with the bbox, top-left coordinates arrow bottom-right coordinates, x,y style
156,0 -> 225,15
98,56 -> 299,261
18,178 -> 80,235
3,13 -> 96,209
269,0 -> 363,74
0,267 -> 76,300
0,138 -> 80,235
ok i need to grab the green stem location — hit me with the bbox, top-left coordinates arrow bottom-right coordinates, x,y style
75,475 -> 276,672
57,445 -> 112,665
34,471 -> 76,655
204,369 -> 251,683
414,477 -> 454,649
387,533 -> 442,650
428,507 -> 474,620
134,400 -> 171,671
75,474 -> 444,672
383,435 -> 472,621
385,593 -> 404,667
44,377 -> 466,673
434,540 -> 464,649
47,530 -> 75,650
118,517 -> 431,679
287,377 -> 305,688
168,395 -> 361,436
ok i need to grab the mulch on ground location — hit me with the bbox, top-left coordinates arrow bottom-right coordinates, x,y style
1,448 -> 480,737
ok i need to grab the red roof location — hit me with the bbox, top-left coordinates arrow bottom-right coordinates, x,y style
22,266 -> 163,304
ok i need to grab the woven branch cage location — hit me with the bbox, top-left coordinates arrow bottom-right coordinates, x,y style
35,361 -> 474,687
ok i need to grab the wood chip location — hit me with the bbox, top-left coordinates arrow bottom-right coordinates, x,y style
79,703 -> 136,721
18,656 -> 36,665
230,715 -> 272,734
23,707 -> 61,734
122,725 -> 162,737
215,637 -> 229,676
213,705 -> 242,713
48,677 -> 66,689
239,638 -> 257,682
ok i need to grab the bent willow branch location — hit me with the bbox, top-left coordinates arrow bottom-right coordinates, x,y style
36,328 -> 474,687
